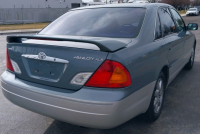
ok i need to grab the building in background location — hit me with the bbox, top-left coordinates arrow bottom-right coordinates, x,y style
82,2 -> 105,6
0,0 -> 82,24
0,0 -> 82,9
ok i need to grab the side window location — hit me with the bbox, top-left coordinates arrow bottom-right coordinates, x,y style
170,8 -> 186,33
158,7 -> 176,37
155,13 -> 162,40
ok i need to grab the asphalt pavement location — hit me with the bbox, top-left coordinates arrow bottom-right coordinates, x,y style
1,16 -> 200,134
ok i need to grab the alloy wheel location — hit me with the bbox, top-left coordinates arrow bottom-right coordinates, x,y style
191,48 -> 195,66
154,78 -> 164,114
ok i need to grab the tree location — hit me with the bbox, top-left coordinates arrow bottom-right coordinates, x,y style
162,0 -> 190,8
191,0 -> 200,6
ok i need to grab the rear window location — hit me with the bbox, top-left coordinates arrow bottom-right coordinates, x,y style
39,8 -> 146,38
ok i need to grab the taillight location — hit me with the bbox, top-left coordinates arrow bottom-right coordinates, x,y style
85,60 -> 131,88
6,49 -> 14,72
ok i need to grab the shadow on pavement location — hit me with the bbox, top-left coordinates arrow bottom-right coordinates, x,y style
43,117 -> 152,134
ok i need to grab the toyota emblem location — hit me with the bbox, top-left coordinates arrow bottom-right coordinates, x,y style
38,52 -> 46,60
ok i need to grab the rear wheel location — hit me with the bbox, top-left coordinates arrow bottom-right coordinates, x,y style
184,47 -> 195,69
143,72 -> 166,122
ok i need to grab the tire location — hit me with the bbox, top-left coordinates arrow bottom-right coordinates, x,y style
143,72 -> 166,122
184,47 -> 195,70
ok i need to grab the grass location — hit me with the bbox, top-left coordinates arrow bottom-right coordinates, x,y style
0,22 -> 50,31
178,10 -> 187,15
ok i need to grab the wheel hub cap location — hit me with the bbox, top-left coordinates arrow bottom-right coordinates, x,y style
154,79 -> 164,114
191,49 -> 194,65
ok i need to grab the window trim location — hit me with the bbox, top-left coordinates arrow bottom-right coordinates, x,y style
154,6 -> 185,41
154,11 -> 162,41
169,7 -> 186,34
157,6 -> 177,38
154,7 -> 162,41
154,6 -> 170,41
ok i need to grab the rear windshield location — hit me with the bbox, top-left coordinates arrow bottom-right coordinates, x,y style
39,8 -> 146,38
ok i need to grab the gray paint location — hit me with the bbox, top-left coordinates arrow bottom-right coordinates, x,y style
1,71 -> 156,129
7,43 -> 108,90
7,34 -> 132,52
1,3 -> 197,129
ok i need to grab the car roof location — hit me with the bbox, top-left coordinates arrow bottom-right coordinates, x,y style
70,3 -> 172,11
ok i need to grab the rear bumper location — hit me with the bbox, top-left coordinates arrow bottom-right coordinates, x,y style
1,71 -> 155,129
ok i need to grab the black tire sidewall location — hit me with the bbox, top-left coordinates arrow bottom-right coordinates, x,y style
185,47 -> 195,69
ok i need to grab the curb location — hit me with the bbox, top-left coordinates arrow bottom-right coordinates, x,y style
181,14 -> 186,17
0,29 -> 41,35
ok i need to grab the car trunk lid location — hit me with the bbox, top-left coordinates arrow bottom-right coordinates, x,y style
7,35 -> 131,90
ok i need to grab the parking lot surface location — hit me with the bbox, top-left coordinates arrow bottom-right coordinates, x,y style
1,16 -> 200,134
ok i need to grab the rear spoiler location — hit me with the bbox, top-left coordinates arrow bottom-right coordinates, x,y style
7,35 -> 129,52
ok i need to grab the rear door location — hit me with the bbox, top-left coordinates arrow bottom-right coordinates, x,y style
158,7 -> 184,81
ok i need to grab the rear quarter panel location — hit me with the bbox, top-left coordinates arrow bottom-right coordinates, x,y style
107,6 -> 169,96
107,38 -> 168,96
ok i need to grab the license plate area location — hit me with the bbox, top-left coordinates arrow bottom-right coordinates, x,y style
22,54 -> 68,82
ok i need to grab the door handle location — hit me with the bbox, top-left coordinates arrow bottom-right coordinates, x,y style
169,48 -> 172,51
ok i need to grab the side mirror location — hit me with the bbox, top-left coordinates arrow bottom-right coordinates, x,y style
187,23 -> 198,30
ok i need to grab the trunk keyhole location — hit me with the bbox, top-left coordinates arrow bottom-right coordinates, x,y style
50,71 -> 54,76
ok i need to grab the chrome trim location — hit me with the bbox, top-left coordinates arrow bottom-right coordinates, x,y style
22,54 -> 69,64
38,52 -> 46,60
154,7 -> 159,41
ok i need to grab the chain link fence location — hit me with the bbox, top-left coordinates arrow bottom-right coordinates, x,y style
0,8 -> 69,24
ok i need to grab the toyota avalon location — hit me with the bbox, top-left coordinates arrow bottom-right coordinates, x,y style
1,3 -> 198,129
